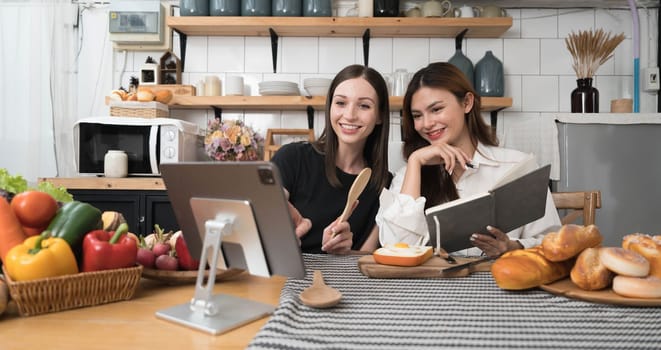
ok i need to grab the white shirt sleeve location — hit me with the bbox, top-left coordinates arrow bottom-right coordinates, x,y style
376,166 -> 430,246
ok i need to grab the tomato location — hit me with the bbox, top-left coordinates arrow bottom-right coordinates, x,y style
10,191 -> 59,229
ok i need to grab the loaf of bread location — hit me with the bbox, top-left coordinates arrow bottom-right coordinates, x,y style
491,247 -> 574,290
570,247 -> 614,291
373,243 -> 433,267
541,224 -> 603,262
622,233 -> 661,278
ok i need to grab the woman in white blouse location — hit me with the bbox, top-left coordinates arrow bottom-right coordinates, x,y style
376,62 -> 560,257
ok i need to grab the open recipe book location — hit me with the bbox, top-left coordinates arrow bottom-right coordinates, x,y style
425,155 -> 551,253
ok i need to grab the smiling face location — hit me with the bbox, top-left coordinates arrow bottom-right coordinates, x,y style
329,77 -> 381,152
410,86 -> 474,150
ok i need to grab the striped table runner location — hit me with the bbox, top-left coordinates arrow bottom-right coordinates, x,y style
249,254 -> 661,349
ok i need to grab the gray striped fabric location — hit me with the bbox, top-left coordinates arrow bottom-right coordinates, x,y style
249,254 -> 661,349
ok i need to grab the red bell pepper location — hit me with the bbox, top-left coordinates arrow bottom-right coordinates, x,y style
81,223 -> 138,272
175,235 -> 200,271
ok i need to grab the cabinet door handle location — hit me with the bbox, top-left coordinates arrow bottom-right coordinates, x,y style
139,216 -> 145,223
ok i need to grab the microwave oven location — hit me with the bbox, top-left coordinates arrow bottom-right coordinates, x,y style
74,116 -> 205,176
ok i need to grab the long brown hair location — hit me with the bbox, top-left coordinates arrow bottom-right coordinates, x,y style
312,64 -> 391,192
401,62 -> 497,208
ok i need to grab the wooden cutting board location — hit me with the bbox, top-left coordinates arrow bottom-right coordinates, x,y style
358,255 -> 492,279
540,278 -> 661,307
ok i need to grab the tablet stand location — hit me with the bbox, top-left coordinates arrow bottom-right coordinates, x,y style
155,216 -> 275,335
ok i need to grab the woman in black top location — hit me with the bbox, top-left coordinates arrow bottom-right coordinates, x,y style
272,64 -> 391,254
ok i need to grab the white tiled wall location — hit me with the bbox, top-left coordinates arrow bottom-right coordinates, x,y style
85,7 -> 658,153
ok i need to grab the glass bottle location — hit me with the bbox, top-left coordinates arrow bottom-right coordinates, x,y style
571,78 -> 599,113
104,150 -> 128,178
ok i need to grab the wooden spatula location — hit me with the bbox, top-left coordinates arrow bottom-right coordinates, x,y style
338,167 -> 372,223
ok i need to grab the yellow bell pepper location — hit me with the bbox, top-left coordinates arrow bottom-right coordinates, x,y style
4,233 -> 79,281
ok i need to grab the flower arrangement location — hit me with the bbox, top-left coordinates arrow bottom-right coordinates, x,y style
204,119 -> 263,161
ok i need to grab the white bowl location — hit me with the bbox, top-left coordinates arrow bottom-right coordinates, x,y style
305,86 -> 329,96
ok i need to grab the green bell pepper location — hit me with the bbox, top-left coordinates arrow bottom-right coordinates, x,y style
45,201 -> 102,248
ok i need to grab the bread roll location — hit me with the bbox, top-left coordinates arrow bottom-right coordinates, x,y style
491,247 -> 574,290
154,90 -> 173,104
373,243 -> 433,267
612,275 -> 661,299
622,233 -> 661,278
600,247 -> 650,277
541,224 -> 603,262
137,88 -> 155,102
570,247 -> 614,291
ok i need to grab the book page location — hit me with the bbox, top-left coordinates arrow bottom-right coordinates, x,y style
424,191 -> 490,214
491,153 -> 537,189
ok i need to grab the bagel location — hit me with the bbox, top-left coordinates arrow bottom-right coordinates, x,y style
600,247 -> 650,277
623,233 -> 661,278
612,275 -> 661,299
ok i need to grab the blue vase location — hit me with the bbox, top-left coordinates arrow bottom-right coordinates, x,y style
474,50 -> 504,97
448,49 -> 474,87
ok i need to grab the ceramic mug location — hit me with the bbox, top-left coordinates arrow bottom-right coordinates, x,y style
443,6 -> 458,17
476,5 -> 507,18
225,76 -> 245,96
421,0 -> 451,17
405,7 -> 421,17
333,0 -> 358,17
457,4 -> 477,18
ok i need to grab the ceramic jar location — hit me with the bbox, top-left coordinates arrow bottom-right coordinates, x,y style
474,50 -> 504,97
104,150 -> 128,178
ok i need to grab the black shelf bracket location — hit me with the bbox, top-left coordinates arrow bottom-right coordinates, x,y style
269,28 -> 279,73
212,107 -> 223,121
490,107 -> 506,133
306,105 -> 315,130
173,29 -> 188,72
362,29 -> 371,67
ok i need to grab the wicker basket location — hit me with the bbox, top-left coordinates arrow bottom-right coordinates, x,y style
2,265 -> 143,317
109,101 -> 169,118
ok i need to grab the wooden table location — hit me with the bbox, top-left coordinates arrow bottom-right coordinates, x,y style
0,273 -> 286,350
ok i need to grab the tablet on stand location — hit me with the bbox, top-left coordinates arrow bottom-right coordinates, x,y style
155,162 -> 306,335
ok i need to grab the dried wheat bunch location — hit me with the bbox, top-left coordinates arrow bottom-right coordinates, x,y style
565,29 -> 625,79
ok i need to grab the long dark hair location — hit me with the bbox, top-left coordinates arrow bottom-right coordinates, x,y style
312,64 -> 391,192
401,62 -> 497,208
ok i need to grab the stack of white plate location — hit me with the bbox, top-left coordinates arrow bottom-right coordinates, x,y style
259,81 -> 300,96
303,78 -> 332,96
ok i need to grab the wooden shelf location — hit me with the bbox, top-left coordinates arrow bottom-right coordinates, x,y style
167,16 -> 512,38
169,95 -> 512,112
40,177 -> 165,191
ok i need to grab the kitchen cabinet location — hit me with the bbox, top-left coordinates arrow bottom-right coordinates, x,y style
68,190 -> 177,237
40,177 -> 176,237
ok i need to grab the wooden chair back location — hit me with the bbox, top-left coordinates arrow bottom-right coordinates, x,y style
551,190 -> 602,226
263,128 -> 315,161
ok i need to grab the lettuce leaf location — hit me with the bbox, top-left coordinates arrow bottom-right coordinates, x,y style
0,168 -> 28,194
35,181 -> 73,203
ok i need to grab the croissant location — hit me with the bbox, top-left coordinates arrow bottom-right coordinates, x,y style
491,247 -> 573,290
541,224 -> 603,262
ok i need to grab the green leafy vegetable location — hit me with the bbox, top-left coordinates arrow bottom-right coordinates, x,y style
0,168 -> 73,203
35,181 -> 73,203
0,168 -> 28,194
